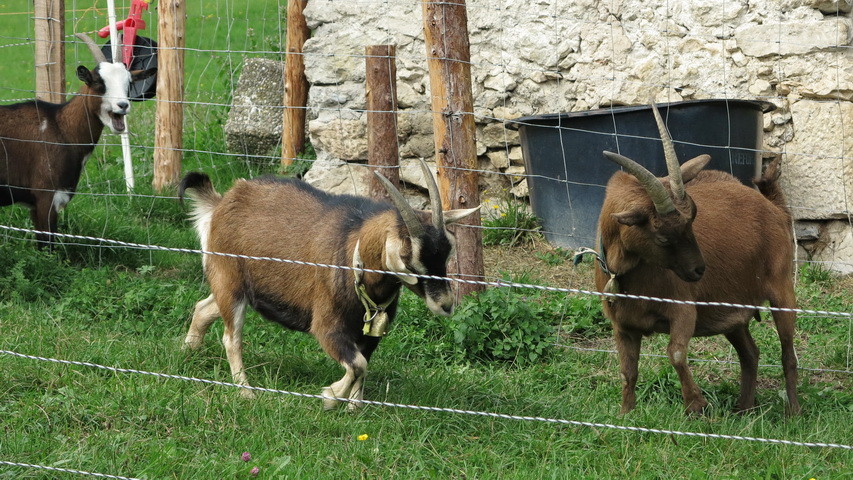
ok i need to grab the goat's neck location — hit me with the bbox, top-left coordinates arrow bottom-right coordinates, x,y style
58,86 -> 105,148
353,215 -> 403,301
599,223 -> 640,276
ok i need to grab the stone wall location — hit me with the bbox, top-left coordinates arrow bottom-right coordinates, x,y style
294,0 -> 853,273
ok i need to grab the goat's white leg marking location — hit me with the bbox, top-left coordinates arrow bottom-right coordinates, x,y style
51,191 -> 72,213
221,298 -> 254,398
183,294 -> 219,349
346,361 -> 368,411
322,353 -> 368,410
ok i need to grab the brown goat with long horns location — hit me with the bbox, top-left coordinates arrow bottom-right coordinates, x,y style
595,102 -> 800,416
179,161 -> 479,409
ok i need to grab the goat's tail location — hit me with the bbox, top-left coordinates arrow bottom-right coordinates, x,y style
753,157 -> 790,216
179,172 -> 222,250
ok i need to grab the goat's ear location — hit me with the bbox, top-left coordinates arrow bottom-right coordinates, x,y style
384,235 -> 418,285
680,154 -> 711,183
131,68 -> 157,81
612,209 -> 648,226
76,65 -> 93,84
443,205 -> 481,225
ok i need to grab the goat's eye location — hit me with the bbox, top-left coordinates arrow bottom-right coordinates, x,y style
655,235 -> 669,246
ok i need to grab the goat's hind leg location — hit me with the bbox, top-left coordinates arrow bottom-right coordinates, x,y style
183,294 -> 220,349
769,288 -> 801,415
219,295 -> 255,398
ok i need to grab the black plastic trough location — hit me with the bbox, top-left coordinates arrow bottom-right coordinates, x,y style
507,99 -> 774,249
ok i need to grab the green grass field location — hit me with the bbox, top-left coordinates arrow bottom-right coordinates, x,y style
1,1 -> 853,478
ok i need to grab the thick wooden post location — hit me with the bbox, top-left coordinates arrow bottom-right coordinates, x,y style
422,0 -> 483,298
281,0 -> 310,167
365,45 -> 400,200
34,0 -> 65,103
153,0 -> 186,192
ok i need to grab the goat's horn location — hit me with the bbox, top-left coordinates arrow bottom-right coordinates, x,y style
417,158 -> 445,229
114,33 -> 124,65
75,33 -> 108,64
650,100 -> 685,201
374,171 -> 426,238
603,150 -> 676,215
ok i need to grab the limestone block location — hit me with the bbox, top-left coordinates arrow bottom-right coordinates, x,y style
508,146 -> 525,166
809,0 -> 852,14
782,100 -> 853,220
487,150 -> 510,170
685,0 -> 747,27
735,18 -> 849,58
399,158 -> 439,191
308,115 -> 368,161
479,122 -> 520,149
810,221 -> 853,275
505,165 -> 526,184
510,179 -> 529,198
397,112 -> 435,159
302,156 -> 371,196
224,58 -> 285,160
795,221 -> 821,241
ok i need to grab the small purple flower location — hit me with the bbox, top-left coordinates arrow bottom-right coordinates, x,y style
241,452 -> 251,462
250,466 -> 260,476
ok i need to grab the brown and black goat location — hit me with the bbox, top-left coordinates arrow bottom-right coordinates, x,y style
179,161 -> 480,409
595,102 -> 800,416
0,34 -> 156,247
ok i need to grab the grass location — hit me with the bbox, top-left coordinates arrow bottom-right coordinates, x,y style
1,1 -> 852,478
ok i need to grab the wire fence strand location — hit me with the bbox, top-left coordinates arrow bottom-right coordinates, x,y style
2,223 -> 851,320
2,349 -> 850,451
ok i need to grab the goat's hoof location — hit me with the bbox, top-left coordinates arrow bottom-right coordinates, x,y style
321,387 -> 341,410
182,336 -> 203,350
685,401 -> 710,416
785,403 -> 802,417
238,386 -> 257,399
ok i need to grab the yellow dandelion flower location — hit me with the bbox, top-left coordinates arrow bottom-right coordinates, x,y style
357,434 -> 369,441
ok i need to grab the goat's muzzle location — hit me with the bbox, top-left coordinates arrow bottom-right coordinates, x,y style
675,263 -> 706,282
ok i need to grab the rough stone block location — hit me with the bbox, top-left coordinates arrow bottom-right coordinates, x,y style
782,100 -> 853,220
224,58 -> 285,162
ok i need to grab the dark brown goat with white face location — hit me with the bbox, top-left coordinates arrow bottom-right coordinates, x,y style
0,34 -> 156,247
179,161 -> 479,409
596,102 -> 800,416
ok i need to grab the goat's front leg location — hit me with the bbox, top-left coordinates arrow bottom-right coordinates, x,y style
613,326 -> 642,414
183,294 -> 220,350
667,317 -> 707,415
725,325 -> 759,412
322,352 -> 369,411
30,196 -> 59,248
314,312 -> 370,410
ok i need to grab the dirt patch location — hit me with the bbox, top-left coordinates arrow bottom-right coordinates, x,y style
482,239 -> 597,292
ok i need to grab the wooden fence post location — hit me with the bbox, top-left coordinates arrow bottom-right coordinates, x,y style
422,0 -> 484,298
34,0 -> 65,104
153,0 -> 186,192
281,0 -> 310,167
365,45 -> 400,200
